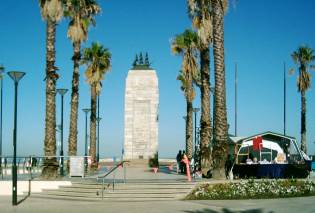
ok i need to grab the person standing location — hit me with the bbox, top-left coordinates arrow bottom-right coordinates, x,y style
181,152 -> 192,182
181,150 -> 186,174
176,150 -> 182,174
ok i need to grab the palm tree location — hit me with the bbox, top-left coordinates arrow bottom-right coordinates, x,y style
39,0 -> 63,179
171,29 -> 198,160
177,71 -> 194,160
188,0 -> 213,177
65,0 -> 100,158
211,0 -> 229,179
81,42 -> 111,168
291,45 -> 315,154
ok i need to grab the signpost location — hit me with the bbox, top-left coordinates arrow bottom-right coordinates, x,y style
69,156 -> 84,177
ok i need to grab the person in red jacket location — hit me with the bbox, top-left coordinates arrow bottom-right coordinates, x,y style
181,153 -> 192,182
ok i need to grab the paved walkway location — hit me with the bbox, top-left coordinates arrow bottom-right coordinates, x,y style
1,164 -> 315,212
1,195 -> 315,213
90,163 -> 191,182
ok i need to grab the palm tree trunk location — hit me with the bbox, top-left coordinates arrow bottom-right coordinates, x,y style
199,46 -> 212,177
212,0 -> 228,179
89,84 -> 97,168
301,91 -> 307,153
186,100 -> 193,160
68,41 -> 81,157
42,19 -> 58,179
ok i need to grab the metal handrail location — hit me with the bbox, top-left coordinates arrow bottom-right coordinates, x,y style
97,160 -> 129,200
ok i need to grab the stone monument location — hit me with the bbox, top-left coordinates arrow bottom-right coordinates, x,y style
124,53 -> 159,160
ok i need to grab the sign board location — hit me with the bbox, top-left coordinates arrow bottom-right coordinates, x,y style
69,156 -> 84,177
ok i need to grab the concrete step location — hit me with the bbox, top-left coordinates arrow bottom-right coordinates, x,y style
72,180 -> 196,186
71,181 -> 195,186
44,188 -> 190,194
29,194 -> 178,202
38,191 -> 180,198
34,191 -> 100,198
65,185 -> 193,191
30,180 -> 195,201
66,183 -> 194,190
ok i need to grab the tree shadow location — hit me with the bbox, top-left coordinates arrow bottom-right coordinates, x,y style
184,208 -> 274,213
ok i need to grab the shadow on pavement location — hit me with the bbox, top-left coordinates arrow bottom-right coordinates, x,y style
184,208 -> 274,213
17,194 -> 30,205
158,166 -> 177,174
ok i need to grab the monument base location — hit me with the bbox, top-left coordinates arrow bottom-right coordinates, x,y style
126,159 -> 150,168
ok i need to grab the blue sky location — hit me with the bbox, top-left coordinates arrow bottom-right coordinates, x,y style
0,0 -> 314,158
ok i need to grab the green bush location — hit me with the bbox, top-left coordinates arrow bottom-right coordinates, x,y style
186,179 -> 315,200
148,152 -> 159,168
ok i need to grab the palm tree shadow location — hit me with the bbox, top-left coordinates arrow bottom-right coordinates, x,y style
184,208 -> 274,213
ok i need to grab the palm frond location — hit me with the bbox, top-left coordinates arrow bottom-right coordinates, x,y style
177,71 -> 187,92
172,29 -> 199,102
288,68 -> 295,75
39,0 -> 64,22
291,51 -> 299,65
188,0 -> 213,46
81,42 -> 111,89
291,45 -> 315,92
0,64 -> 4,79
193,68 -> 201,87
222,0 -> 229,14
67,18 -> 87,42
65,0 -> 100,43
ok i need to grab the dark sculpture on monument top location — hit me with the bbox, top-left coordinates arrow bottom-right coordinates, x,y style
132,52 -> 151,70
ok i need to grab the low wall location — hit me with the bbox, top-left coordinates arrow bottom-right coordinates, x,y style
0,181 -> 72,196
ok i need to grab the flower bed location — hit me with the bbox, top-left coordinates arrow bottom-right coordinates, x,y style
186,179 -> 315,200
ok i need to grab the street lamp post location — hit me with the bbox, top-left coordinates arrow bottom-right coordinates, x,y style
210,86 -> 215,132
82,108 -> 90,171
96,117 -> 101,163
193,107 -> 200,175
96,94 -> 100,163
183,116 -> 187,152
56,89 -> 68,176
0,67 -> 4,176
8,71 -> 25,206
235,63 -> 238,137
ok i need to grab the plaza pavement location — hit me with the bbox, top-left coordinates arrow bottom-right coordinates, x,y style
1,163 -> 315,212
1,195 -> 315,213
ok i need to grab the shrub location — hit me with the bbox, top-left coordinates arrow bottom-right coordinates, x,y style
148,152 -> 159,168
186,179 -> 315,200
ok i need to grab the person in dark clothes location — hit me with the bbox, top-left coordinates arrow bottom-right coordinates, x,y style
181,150 -> 186,174
176,150 -> 182,174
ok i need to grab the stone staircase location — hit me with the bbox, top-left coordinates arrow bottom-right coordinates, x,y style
29,180 -> 196,202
